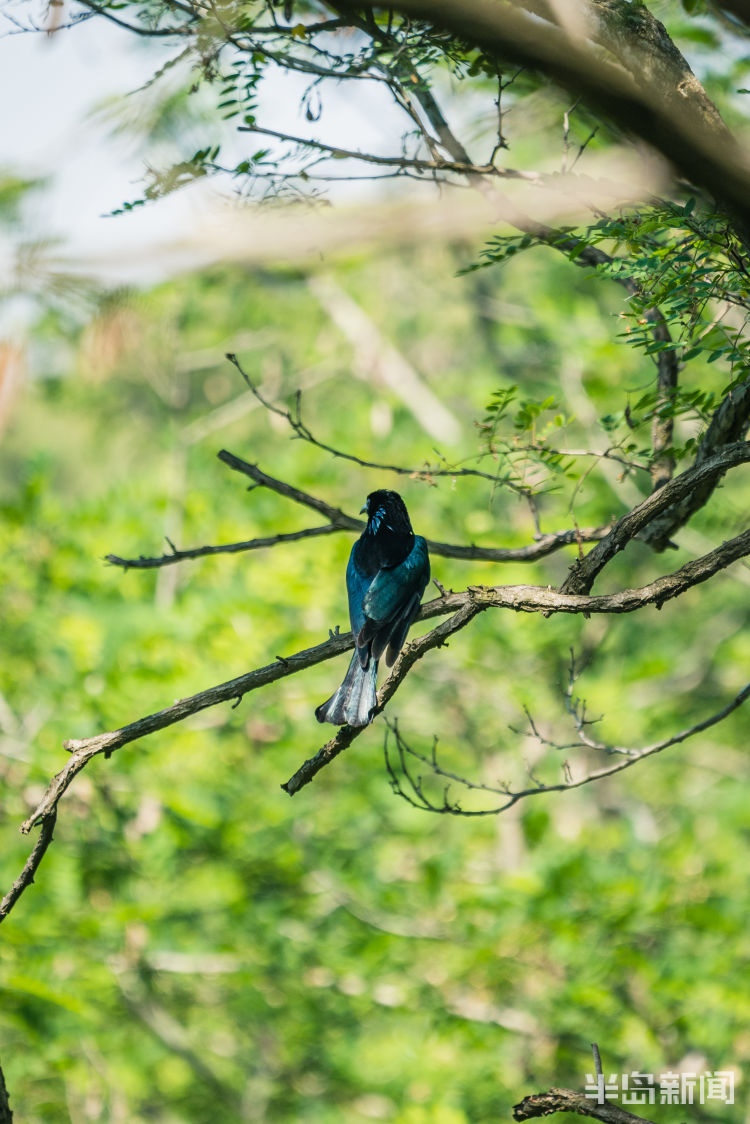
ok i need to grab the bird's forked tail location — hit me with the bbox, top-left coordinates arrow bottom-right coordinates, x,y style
315,652 -> 378,727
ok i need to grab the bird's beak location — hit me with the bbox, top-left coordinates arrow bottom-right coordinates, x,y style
360,504 -> 367,514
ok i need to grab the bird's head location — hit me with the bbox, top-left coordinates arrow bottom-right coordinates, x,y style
361,490 -> 413,537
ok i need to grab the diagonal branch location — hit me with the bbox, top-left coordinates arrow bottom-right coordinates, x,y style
282,596 -> 480,794
640,374 -> 750,551
561,441 -> 750,594
0,809 -> 57,923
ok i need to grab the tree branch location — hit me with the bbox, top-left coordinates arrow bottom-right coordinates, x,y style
239,122 -> 497,175
0,809 -> 57,922
0,1057 -> 11,1124
513,1088 -> 656,1124
4,520 -> 749,921
107,522 -> 613,569
74,0 -> 190,36
105,523 -> 339,569
386,677 -> 750,814
283,595 -> 479,793
110,448 -> 612,567
640,375 -> 750,551
561,441 -> 750,593
346,0 -> 750,245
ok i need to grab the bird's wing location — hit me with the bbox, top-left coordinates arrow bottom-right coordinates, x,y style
360,536 -> 430,662
345,546 -> 374,663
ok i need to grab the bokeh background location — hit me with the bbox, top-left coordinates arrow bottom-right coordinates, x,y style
1,4 -> 749,1122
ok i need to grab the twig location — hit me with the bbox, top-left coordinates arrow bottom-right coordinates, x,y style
223,353 -> 529,493
238,122 -> 498,176
386,681 -> 750,815
105,523 -> 339,569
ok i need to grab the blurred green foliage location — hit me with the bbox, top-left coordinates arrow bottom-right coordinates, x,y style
1,229 -> 749,1122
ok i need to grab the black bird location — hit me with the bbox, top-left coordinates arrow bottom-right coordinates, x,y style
316,490 -> 430,727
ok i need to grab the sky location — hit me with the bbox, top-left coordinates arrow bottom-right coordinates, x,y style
0,6 -> 412,286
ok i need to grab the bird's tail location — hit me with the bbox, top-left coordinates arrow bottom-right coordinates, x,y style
315,652 -> 378,727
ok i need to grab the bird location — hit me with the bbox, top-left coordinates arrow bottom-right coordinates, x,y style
315,489 -> 430,728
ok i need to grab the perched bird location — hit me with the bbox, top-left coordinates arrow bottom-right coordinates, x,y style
316,490 -> 430,728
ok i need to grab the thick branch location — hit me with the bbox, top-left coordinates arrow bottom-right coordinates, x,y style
640,375 -> 750,551
0,1058 -> 11,1124
561,441 -> 750,593
514,1088 -> 656,1124
346,0 -> 750,243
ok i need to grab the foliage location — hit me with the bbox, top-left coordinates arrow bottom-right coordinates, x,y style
3,0 -> 750,1120
2,234 -> 750,1120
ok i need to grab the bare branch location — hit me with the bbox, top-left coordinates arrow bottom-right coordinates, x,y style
20,634 -> 354,835
0,809 -> 57,923
217,450 -> 361,527
224,352 -> 531,495
513,1087 -> 656,1124
239,123 -> 496,175
387,681 -> 750,815
110,449 -> 612,567
281,722 -> 366,795
105,523 -> 339,569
